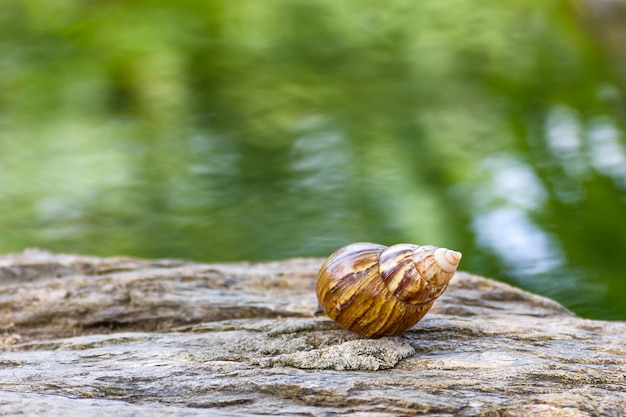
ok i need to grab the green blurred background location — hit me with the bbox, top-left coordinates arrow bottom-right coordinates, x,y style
1,0 -> 626,319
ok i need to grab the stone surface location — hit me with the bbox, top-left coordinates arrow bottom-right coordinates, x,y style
0,249 -> 625,416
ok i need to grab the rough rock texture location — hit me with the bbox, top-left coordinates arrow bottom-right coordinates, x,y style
0,249 -> 625,416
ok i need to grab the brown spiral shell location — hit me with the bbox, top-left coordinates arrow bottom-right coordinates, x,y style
315,242 -> 462,338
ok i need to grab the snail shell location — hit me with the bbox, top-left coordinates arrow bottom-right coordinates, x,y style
315,242 -> 462,338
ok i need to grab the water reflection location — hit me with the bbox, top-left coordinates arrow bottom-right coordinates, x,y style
0,0 -> 626,320
477,155 -> 548,210
545,106 -> 587,203
588,117 -> 626,188
471,155 -> 560,277
473,207 -> 563,276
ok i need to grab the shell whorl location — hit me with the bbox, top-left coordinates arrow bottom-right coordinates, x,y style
379,244 -> 461,304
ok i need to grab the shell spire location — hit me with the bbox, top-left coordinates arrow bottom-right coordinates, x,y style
379,244 -> 461,305
415,246 -> 462,286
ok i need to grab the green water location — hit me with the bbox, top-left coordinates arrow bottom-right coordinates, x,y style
1,1 -> 626,320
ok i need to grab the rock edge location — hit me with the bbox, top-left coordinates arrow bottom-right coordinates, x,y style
0,249 -> 624,416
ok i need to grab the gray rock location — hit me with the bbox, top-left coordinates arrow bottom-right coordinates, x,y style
0,249 -> 624,416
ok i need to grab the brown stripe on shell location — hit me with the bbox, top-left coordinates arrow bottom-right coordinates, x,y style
361,296 -> 399,336
354,297 -> 436,337
323,265 -> 379,317
411,245 -> 438,282
381,300 -> 434,336
378,244 -> 417,296
316,243 -> 385,317
333,274 -> 390,336
401,281 -> 448,305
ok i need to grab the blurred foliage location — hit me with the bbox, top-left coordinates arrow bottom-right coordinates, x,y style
1,0 -> 626,319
